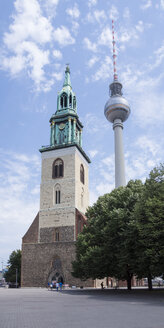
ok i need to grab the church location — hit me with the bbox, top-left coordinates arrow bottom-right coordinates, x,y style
21,66 -> 93,287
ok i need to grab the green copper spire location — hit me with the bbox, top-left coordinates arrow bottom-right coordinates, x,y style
39,66 -> 91,164
63,65 -> 71,87
48,66 -> 83,148
55,65 -> 77,116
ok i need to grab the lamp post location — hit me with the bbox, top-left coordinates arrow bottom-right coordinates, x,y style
16,268 -> 18,288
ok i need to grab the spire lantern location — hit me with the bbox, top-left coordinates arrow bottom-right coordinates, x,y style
63,64 -> 72,87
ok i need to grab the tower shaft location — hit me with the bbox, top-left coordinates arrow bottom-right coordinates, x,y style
104,21 -> 130,189
113,119 -> 126,188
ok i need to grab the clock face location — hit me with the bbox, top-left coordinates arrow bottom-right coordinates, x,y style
59,123 -> 65,130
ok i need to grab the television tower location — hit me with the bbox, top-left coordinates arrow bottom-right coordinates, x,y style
104,20 -> 130,188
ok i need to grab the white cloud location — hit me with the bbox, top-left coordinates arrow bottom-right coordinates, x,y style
40,0 -> 59,17
71,21 -> 79,35
96,182 -> 114,195
0,149 -> 40,225
0,149 -> 40,262
153,42 -> 164,68
86,10 -> 106,24
1,0 -> 55,90
119,21 -> 150,46
140,0 -> 152,10
135,136 -> 160,157
161,0 -> 164,9
83,38 -> 97,52
92,56 -> 113,81
88,0 -> 97,7
121,62 -> 164,127
52,72 -> 63,81
53,26 -> 75,46
47,0 -> 59,5
135,21 -> 144,33
125,135 -> 163,182
53,49 -> 62,60
87,56 -> 99,68
98,26 -> 112,46
84,113 -> 109,134
109,5 -> 119,20
88,150 -> 98,158
66,3 -> 80,19
123,7 -> 130,19
4,0 -> 52,47
0,0 -> 75,91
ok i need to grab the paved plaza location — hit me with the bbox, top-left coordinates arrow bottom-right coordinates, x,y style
0,287 -> 163,328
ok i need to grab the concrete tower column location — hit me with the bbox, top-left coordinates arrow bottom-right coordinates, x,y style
113,119 -> 126,188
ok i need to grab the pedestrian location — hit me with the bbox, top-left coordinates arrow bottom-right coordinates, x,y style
56,282 -> 59,291
50,282 -> 53,290
59,281 -> 63,291
101,282 -> 104,290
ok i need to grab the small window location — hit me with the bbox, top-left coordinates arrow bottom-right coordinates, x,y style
52,158 -> 64,178
55,190 -> 61,204
80,164 -> 84,184
55,230 -> 60,241
73,96 -> 76,109
60,97 -> 63,108
69,94 -> 72,107
60,93 -> 67,109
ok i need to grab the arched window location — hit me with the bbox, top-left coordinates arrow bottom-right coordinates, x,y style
56,189 -> 61,204
80,164 -> 84,184
69,94 -> 72,107
60,93 -> 67,108
55,229 -> 60,241
54,184 -> 61,204
60,96 -> 63,108
73,96 -> 76,109
52,158 -> 64,179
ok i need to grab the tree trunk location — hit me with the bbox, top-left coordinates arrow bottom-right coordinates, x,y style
127,277 -> 131,290
126,265 -> 133,290
148,273 -> 152,291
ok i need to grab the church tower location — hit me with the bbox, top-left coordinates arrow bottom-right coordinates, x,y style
21,66 -> 91,287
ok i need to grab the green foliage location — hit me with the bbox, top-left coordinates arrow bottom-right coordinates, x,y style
4,249 -> 21,285
72,164 -> 164,289
134,164 -> 164,283
72,180 -> 143,288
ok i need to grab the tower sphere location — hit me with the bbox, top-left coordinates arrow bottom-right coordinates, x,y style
104,81 -> 130,123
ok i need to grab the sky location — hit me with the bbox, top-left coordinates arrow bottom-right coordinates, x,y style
0,0 -> 164,267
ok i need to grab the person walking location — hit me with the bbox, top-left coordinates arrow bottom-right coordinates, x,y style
101,282 -> 104,290
59,281 -> 63,291
56,282 -> 59,291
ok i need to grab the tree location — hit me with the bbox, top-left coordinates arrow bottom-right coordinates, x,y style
4,250 -> 21,286
134,164 -> 164,290
72,180 -> 143,290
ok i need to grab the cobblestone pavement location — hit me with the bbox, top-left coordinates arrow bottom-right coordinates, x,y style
0,288 -> 164,328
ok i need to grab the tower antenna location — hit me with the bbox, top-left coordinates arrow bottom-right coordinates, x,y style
112,20 -> 118,82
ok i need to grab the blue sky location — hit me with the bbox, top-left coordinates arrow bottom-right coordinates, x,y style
0,0 -> 164,266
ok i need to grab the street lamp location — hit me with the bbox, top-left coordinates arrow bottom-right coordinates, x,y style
16,268 -> 18,288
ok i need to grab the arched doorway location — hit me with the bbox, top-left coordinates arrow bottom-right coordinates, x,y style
48,257 -> 64,284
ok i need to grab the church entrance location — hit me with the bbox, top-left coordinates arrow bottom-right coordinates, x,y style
51,272 -> 64,284
48,257 -> 64,284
